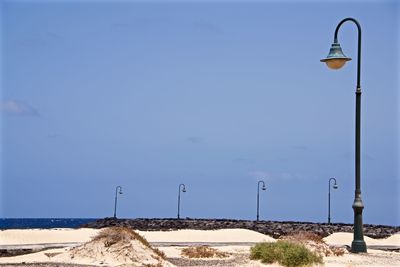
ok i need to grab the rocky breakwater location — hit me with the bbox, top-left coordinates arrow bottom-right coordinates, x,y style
80,218 -> 399,239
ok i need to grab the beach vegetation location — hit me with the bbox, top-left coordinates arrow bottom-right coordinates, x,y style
93,227 -> 166,259
181,245 -> 230,258
143,264 -> 163,267
250,240 -> 323,267
285,231 -> 324,243
283,231 -> 346,257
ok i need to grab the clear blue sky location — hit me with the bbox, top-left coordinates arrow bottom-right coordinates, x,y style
1,0 -> 398,225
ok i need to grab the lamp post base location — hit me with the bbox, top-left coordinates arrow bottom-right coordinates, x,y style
351,240 -> 367,253
352,197 -> 367,253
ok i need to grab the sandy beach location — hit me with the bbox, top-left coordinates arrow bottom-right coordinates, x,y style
0,228 -> 399,266
0,228 -> 100,245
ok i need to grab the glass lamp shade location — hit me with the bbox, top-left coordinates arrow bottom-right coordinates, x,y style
321,42 -> 351,69
324,58 -> 349,69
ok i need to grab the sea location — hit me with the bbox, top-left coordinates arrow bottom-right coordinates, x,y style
0,218 -> 99,229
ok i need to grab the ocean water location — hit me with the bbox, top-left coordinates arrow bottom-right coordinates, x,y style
0,218 -> 98,229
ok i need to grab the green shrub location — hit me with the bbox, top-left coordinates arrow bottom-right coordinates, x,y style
250,241 -> 323,267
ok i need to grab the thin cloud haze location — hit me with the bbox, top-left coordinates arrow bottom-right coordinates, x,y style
1,100 -> 39,116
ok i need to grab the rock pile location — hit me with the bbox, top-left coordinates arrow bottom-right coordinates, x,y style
80,218 -> 399,239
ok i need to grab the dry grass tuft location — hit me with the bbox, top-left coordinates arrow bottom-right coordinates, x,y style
143,264 -> 163,267
44,252 -> 62,258
330,246 -> 346,256
181,246 -> 230,258
281,231 -> 346,257
284,231 -> 324,243
93,227 -> 166,259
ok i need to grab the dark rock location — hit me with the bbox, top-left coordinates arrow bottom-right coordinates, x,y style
79,218 -> 399,239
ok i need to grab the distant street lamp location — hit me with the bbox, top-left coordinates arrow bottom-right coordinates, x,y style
256,180 -> 266,221
328,178 -> 338,224
177,183 -> 186,219
113,186 -> 123,218
321,17 -> 367,253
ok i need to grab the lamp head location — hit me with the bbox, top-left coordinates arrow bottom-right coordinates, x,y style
182,188 -> 186,193
333,184 -> 338,189
262,185 -> 266,191
320,42 -> 351,69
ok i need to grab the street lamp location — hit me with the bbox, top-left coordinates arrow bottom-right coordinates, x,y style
177,183 -> 186,219
256,180 -> 266,221
328,178 -> 338,224
113,186 -> 123,218
321,17 -> 367,253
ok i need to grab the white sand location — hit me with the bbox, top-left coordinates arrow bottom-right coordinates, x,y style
0,228 -> 100,245
0,228 -> 272,245
137,228 -> 275,243
1,228 -> 399,266
324,232 -> 400,247
324,249 -> 400,266
0,248 -> 67,264
322,233 -> 400,266
0,228 -> 174,267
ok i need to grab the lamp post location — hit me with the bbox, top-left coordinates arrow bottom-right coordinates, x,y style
328,178 -> 338,224
321,17 -> 367,253
256,180 -> 266,221
113,186 -> 123,218
177,183 -> 186,219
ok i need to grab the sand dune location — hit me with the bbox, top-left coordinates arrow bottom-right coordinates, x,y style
324,232 -> 400,247
137,228 -> 275,243
2,228 -> 398,247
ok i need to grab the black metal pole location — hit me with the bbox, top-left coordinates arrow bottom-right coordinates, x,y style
256,180 -> 265,221
333,17 -> 366,253
257,182 -> 260,221
113,186 -> 122,218
177,184 -> 185,219
328,181 -> 331,224
328,177 -> 337,224
177,188 -> 181,219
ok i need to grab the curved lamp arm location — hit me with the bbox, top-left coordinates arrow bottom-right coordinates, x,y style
258,180 -> 266,190
329,177 -> 338,189
115,186 -> 122,195
333,18 -> 362,89
179,183 -> 186,192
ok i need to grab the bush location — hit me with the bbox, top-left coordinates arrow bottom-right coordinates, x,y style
181,246 -> 229,258
250,241 -> 323,267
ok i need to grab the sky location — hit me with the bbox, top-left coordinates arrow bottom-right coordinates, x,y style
0,0 -> 399,226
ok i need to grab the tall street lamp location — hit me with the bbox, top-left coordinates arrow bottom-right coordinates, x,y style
328,178 -> 338,224
177,183 -> 186,219
256,180 -> 266,221
321,17 -> 367,253
113,186 -> 123,218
